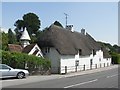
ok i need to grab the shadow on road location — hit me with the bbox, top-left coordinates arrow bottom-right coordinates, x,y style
0,77 -> 18,80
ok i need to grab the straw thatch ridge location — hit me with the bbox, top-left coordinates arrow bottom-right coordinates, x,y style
38,25 -> 110,57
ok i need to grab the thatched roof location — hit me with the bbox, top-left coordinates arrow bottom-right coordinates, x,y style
38,25 -> 110,58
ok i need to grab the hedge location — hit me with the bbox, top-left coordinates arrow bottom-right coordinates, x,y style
110,52 -> 120,64
1,50 -> 51,74
0,50 -> 2,63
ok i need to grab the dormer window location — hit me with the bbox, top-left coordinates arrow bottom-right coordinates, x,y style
79,49 -> 82,56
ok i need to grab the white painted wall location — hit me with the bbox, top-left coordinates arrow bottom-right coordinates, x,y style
92,50 -> 111,68
60,55 -> 76,73
44,48 -> 60,73
21,40 -> 30,48
60,49 -> 111,74
44,48 -> 111,74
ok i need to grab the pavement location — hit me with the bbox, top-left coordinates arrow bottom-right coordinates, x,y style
1,64 -> 119,88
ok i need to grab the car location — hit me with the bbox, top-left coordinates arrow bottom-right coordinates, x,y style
0,64 -> 29,79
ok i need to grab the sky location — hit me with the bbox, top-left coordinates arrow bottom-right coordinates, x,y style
1,2 -> 118,45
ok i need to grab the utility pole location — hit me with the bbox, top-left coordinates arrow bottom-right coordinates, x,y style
64,13 -> 68,28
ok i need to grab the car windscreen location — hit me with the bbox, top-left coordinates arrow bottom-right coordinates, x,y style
0,64 -> 11,69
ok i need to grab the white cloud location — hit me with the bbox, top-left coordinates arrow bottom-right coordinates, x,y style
0,27 -> 8,33
0,27 -> 16,34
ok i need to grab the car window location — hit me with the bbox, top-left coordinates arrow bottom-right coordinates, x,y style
0,65 -> 10,69
0,65 -> 1,69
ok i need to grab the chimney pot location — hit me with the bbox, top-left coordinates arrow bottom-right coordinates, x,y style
66,25 -> 74,32
81,28 -> 85,35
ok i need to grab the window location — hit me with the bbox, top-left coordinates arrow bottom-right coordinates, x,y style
0,65 -> 9,69
33,49 -> 39,55
99,58 -> 101,62
45,47 -> 50,53
35,47 -> 39,51
93,49 -> 96,56
79,49 -> 82,56
75,60 -> 79,66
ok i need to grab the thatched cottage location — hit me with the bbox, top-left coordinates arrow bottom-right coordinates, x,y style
38,24 -> 111,74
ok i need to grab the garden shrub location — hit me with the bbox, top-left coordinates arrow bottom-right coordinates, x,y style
2,50 -> 51,74
110,52 -> 120,64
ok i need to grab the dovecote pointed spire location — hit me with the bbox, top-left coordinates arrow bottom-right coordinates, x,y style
20,28 -> 31,48
20,27 -> 31,40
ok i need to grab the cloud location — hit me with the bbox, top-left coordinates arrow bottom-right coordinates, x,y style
0,27 -> 8,33
0,27 -> 16,34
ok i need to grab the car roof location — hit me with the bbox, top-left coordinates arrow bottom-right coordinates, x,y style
0,64 -> 6,65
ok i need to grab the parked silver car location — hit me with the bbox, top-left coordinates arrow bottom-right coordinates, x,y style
0,64 -> 29,79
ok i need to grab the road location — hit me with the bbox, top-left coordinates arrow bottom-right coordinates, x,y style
3,67 -> 119,88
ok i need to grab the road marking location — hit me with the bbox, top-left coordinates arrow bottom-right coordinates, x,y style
64,79 -> 98,88
106,74 -> 118,78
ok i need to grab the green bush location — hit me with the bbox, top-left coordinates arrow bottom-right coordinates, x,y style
110,52 -> 120,64
2,50 -> 51,73
0,50 -> 2,63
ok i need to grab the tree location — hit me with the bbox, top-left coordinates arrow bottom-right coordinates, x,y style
14,20 -> 25,30
8,28 -> 17,44
23,13 -> 41,35
53,21 -> 63,28
2,32 -> 8,51
14,12 -> 41,41
0,30 -> 2,50
14,13 -> 41,35
14,28 -> 22,42
113,45 -> 120,53
98,41 -> 116,53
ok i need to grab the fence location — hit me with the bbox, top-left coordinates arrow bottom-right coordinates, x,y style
60,62 -> 111,74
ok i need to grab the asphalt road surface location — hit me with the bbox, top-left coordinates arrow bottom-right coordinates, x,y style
4,67 -> 119,88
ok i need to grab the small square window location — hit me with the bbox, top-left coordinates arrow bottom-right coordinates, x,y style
45,47 -> 50,53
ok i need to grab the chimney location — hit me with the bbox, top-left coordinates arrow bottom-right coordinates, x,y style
66,25 -> 74,32
81,28 -> 85,35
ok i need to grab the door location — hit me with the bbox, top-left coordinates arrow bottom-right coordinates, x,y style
90,59 -> 93,65
90,59 -> 93,69
75,60 -> 79,72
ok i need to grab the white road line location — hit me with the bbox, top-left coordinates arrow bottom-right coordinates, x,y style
106,74 -> 118,78
64,79 -> 98,88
